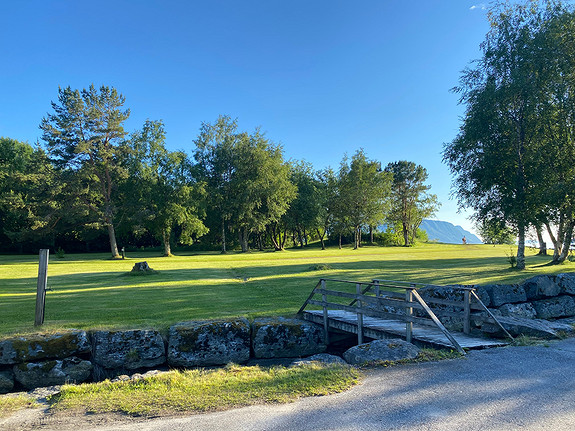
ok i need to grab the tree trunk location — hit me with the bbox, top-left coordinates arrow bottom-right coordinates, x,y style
536,226 -> 547,256
317,229 -> 326,250
369,226 -> 374,243
556,220 -> 574,263
107,222 -> 120,258
353,227 -> 359,249
545,221 -> 562,261
402,222 -> 409,247
239,227 -> 249,252
257,233 -> 264,251
162,228 -> 172,257
516,224 -> 526,270
303,227 -> 308,246
221,218 -> 227,254
338,233 -> 342,250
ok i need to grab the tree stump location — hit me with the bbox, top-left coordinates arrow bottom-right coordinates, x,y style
131,261 -> 153,272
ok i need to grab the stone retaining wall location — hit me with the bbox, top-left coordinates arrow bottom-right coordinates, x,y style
0,318 -> 326,394
419,273 -> 575,338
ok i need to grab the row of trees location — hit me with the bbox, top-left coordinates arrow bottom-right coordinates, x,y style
1,86 -> 439,256
444,0 -> 575,268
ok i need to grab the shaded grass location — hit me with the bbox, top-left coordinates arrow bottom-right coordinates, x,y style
0,243 -> 572,336
48,363 -> 360,416
0,395 -> 39,418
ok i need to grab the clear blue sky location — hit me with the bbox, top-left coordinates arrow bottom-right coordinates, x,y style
1,1 -> 492,233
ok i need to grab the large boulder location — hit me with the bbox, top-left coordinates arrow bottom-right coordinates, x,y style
0,331 -> 90,365
252,317 -> 326,359
532,296 -> 575,319
343,339 -> 420,365
0,369 -> 14,393
482,285 -> 527,307
522,275 -> 560,300
91,329 -> 166,370
480,315 -> 573,339
498,302 -> 537,319
556,273 -> 575,295
13,357 -> 92,390
168,318 -> 251,367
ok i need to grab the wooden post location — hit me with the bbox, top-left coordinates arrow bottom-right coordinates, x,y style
463,289 -> 471,334
405,287 -> 414,343
356,283 -> 363,344
321,279 -> 329,344
374,279 -> 380,298
35,249 -> 49,326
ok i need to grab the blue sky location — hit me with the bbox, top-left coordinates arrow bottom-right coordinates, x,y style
1,1 -> 491,233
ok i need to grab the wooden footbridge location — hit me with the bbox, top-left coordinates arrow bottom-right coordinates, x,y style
297,279 -> 513,354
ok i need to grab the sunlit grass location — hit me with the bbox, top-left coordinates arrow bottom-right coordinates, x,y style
48,363 -> 360,416
0,243 -> 571,336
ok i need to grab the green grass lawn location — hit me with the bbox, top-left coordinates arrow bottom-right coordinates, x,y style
0,243 -> 572,337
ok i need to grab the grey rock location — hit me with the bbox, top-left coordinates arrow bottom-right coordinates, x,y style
482,284 -> 527,307
480,315 -> 572,339
294,354 -> 348,366
91,329 -> 165,370
168,318 -> 251,367
522,275 -> 560,300
498,302 -> 537,319
532,295 -> 575,319
556,273 -> 575,295
0,331 -> 90,365
0,369 -> 14,393
252,317 -> 326,359
343,339 -> 420,365
13,357 -> 92,390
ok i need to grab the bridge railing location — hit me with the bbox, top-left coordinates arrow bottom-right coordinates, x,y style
297,278 -> 513,355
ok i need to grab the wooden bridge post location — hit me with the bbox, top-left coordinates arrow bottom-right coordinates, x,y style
463,289 -> 471,334
374,279 -> 380,298
405,287 -> 414,343
321,279 -> 329,344
35,249 -> 49,326
356,283 -> 363,344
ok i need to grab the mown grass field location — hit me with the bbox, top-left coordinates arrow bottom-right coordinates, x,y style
0,243 -> 572,337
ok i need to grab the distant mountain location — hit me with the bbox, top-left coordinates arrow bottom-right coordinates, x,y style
419,219 -> 482,244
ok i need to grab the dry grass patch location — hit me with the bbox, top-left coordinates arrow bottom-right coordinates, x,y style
0,395 -> 39,418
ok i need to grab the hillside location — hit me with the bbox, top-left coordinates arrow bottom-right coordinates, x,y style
420,219 -> 482,244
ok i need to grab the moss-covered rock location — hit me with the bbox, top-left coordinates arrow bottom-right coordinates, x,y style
167,318 -> 251,367
91,329 -> 166,370
252,317 -> 326,359
0,331 -> 90,365
13,356 -> 92,390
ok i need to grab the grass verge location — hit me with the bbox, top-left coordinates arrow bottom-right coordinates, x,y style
0,395 -> 39,418
48,363 -> 361,416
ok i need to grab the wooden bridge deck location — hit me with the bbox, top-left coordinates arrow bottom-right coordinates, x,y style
303,309 -> 509,350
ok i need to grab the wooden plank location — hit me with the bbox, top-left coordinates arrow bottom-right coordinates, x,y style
356,283 -> 363,344
410,290 -> 465,354
35,249 -> 49,326
303,310 -> 508,349
405,289 -> 413,343
296,280 -> 321,315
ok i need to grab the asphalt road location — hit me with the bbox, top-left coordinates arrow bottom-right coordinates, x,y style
6,338 -> 575,430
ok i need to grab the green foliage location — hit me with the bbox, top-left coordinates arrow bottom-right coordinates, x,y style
444,1 -> 575,269
308,263 -> 333,271
505,248 -> 518,268
337,150 -> 392,249
384,161 -> 439,247
49,363 -> 360,416
121,120 -> 208,256
55,248 -> 65,259
477,219 -> 516,245
39,85 -> 131,258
